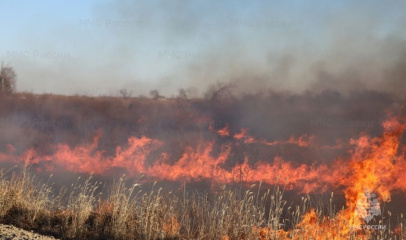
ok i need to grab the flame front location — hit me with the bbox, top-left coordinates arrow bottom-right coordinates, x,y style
0,114 -> 405,238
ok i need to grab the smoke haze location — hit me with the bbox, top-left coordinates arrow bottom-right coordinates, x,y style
1,2 -> 406,227
0,0 -> 404,97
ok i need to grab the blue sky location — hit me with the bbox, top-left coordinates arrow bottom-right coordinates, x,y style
0,0 -> 405,96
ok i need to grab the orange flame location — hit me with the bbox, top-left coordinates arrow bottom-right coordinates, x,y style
0,115 -> 405,237
217,123 -> 230,137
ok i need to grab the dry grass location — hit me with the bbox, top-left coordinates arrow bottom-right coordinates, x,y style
0,167 -> 403,240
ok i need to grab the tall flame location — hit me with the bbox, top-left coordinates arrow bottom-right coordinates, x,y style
0,114 -> 405,237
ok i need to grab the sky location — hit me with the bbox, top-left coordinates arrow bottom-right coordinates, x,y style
0,0 -> 405,96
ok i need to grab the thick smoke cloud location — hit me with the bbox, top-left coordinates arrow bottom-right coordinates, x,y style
1,0 -> 404,97
0,89 -> 402,167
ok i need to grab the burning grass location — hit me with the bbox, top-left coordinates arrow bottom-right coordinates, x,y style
0,167 -> 404,240
0,93 -> 405,239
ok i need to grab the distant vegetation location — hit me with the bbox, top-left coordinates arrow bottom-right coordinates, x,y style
0,63 -> 17,95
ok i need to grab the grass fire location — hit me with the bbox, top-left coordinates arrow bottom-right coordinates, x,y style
1,0 -> 406,239
0,91 -> 405,239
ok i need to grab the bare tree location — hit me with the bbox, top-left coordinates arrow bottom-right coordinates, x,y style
177,88 -> 188,100
204,82 -> 235,101
119,89 -> 132,99
150,90 -> 161,100
0,63 -> 17,95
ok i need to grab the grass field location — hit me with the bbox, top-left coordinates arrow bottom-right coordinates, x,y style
0,166 -> 403,240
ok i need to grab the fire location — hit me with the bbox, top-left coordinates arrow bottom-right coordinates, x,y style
232,127 -> 327,149
163,216 -> 179,236
1,116 -> 404,195
0,113 -> 405,237
217,123 -> 230,137
288,209 -> 368,239
337,116 -> 405,224
281,115 -> 404,239
233,128 -> 256,143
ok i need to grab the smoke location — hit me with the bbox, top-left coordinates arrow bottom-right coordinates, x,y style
1,1 -> 406,228
0,0 -> 404,97
94,0 -> 406,97
1,1 -> 405,191
0,89 -> 402,168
